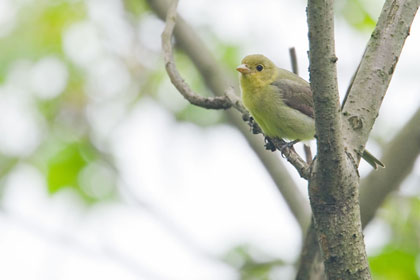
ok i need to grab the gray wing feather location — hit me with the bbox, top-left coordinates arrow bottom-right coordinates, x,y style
270,79 -> 314,119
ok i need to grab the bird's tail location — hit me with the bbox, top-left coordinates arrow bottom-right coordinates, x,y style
362,150 -> 385,169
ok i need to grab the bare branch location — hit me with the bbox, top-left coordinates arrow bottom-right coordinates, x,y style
303,145 -> 313,165
270,137 -> 310,179
360,106 -> 420,227
161,0 -> 232,110
289,47 -> 299,75
342,0 -> 420,162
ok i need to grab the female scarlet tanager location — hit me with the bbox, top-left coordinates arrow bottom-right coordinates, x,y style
236,54 -> 384,169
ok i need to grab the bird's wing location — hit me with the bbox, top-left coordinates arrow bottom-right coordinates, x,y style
270,79 -> 314,119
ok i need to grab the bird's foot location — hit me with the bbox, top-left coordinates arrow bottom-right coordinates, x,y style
249,117 -> 261,134
279,139 -> 300,156
264,137 -> 276,152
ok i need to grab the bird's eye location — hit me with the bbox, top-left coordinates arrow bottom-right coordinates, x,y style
256,65 -> 264,72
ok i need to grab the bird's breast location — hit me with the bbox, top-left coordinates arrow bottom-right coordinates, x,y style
242,84 -> 315,140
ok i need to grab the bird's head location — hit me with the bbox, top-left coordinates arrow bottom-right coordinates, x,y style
236,54 -> 277,86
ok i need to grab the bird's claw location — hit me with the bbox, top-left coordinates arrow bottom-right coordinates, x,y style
264,137 -> 276,152
264,137 -> 300,156
279,139 -> 299,156
248,117 -> 261,134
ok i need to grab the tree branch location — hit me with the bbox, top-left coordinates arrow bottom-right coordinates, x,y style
289,47 -> 299,74
295,219 -> 324,280
161,0 -> 232,110
342,0 -> 420,162
297,105 -> 420,280
307,0 -> 371,279
297,1 -> 420,277
360,106 -> 420,227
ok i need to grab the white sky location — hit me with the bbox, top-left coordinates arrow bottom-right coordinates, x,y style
1,0 -> 420,279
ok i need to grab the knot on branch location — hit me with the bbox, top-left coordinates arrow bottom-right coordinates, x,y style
348,115 -> 363,130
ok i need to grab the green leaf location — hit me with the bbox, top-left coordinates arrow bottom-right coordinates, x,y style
123,0 -> 148,17
369,245 -> 419,280
47,141 -> 95,201
338,0 -> 377,32
0,0 -> 86,80
223,244 -> 288,280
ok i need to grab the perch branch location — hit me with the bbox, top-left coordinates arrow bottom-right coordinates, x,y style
161,0 -> 232,110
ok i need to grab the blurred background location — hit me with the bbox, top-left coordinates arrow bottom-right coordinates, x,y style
0,0 -> 419,279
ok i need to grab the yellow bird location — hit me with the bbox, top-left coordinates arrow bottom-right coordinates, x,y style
237,54 -> 384,169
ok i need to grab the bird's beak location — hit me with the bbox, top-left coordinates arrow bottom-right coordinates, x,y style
236,64 -> 251,74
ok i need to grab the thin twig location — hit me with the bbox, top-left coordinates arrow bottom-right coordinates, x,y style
289,47 -> 299,75
303,145 -> 313,164
271,138 -> 310,179
161,0 -> 232,110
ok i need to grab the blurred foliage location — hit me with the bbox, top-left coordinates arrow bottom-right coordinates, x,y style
45,140 -> 117,203
224,244 -> 288,280
0,157 -> 18,179
369,196 -> 420,280
0,0 -> 113,203
336,0 -> 378,31
0,0 -> 227,204
370,245 -> 418,280
219,44 -> 242,71
47,142 -> 91,194
0,0 -> 85,80
123,0 -> 148,17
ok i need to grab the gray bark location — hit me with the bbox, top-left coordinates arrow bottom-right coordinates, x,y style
307,0 -> 371,278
